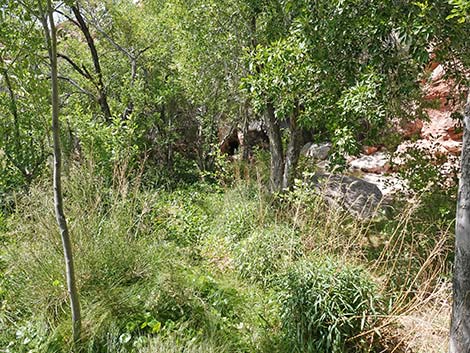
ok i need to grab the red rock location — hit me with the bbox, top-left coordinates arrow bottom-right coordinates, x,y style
440,139 -> 462,155
422,110 -> 457,140
363,146 -> 379,155
370,58 -> 462,188
399,119 -> 423,138
448,129 -> 463,141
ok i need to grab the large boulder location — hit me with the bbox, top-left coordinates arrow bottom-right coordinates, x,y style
311,173 -> 383,219
301,142 -> 332,160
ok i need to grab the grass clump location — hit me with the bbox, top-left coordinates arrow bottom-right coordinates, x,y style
234,224 -> 303,286
279,257 -> 383,353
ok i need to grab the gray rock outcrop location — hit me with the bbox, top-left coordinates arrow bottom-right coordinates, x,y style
301,142 -> 332,160
311,173 -> 383,219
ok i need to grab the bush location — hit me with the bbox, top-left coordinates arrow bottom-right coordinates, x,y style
279,258 -> 382,353
234,224 -> 303,286
150,186 -> 214,246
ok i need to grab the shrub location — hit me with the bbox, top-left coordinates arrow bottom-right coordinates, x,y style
234,224 -> 303,286
279,258 -> 382,353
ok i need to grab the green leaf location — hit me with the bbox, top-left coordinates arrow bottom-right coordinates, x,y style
150,320 -> 162,333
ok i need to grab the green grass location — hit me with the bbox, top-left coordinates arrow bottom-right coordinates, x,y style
0,164 -> 454,352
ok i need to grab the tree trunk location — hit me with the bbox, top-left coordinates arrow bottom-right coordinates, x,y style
450,93 -> 470,353
2,68 -> 20,150
43,0 -> 81,345
282,104 -> 302,190
265,101 -> 284,192
242,100 -> 251,161
71,4 -> 112,122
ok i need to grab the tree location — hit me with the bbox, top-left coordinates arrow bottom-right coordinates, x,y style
451,92 -> 470,353
443,0 -> 470,349
243,0 -> 429,192
39,0 -> 81,344
56,1 -> 113,122
410,1 -> 470,350
0,0 -> 50,196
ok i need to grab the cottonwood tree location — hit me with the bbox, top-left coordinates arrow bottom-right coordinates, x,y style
243,0 -> 429,192
411,0 -> 470,350
452,92 -> 470,353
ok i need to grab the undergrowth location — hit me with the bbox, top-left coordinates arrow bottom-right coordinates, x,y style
0,162 -> 453,352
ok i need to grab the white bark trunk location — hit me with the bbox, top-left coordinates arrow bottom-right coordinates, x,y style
42,0 -> 81,345
282,105 -> 302,190
450,92 -> 470,353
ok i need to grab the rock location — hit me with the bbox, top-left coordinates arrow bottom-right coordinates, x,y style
448,129 -> 463,142
349,152 -> 390,174
220,121 -> 269,156
425,81 -> 452,110
423,63 -> 457,111
311,173 -> 383,219
422,110 -> 459,140
392,139 -> 461,188
394,135 -> 462,168
393,140 -> 446,165
301,142 -> 331,160
236,120 -> 269,157
361,173 -> 408,198
398,119 -> 424,138
363,146 -> 379,155
393,62 -> 463,162
220,127 -> 240,155
430,64 -> 445,81
440,139 -> 462,155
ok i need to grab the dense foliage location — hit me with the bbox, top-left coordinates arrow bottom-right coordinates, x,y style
1,0 -> 469,351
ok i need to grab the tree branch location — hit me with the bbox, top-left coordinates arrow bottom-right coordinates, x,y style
70,3 -> 112,121
55,9 -> 80,28
57,75 -> 95,97
58,53 -> 93,81
92,23 -> 132,58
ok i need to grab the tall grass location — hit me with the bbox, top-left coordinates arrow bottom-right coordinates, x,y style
0,161 -> 453,352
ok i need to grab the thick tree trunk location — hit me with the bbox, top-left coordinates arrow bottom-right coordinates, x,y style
43,1 -> 81,345
265,101 -> 284,192
450,93 -> 470,353
282,105 -> 302,190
